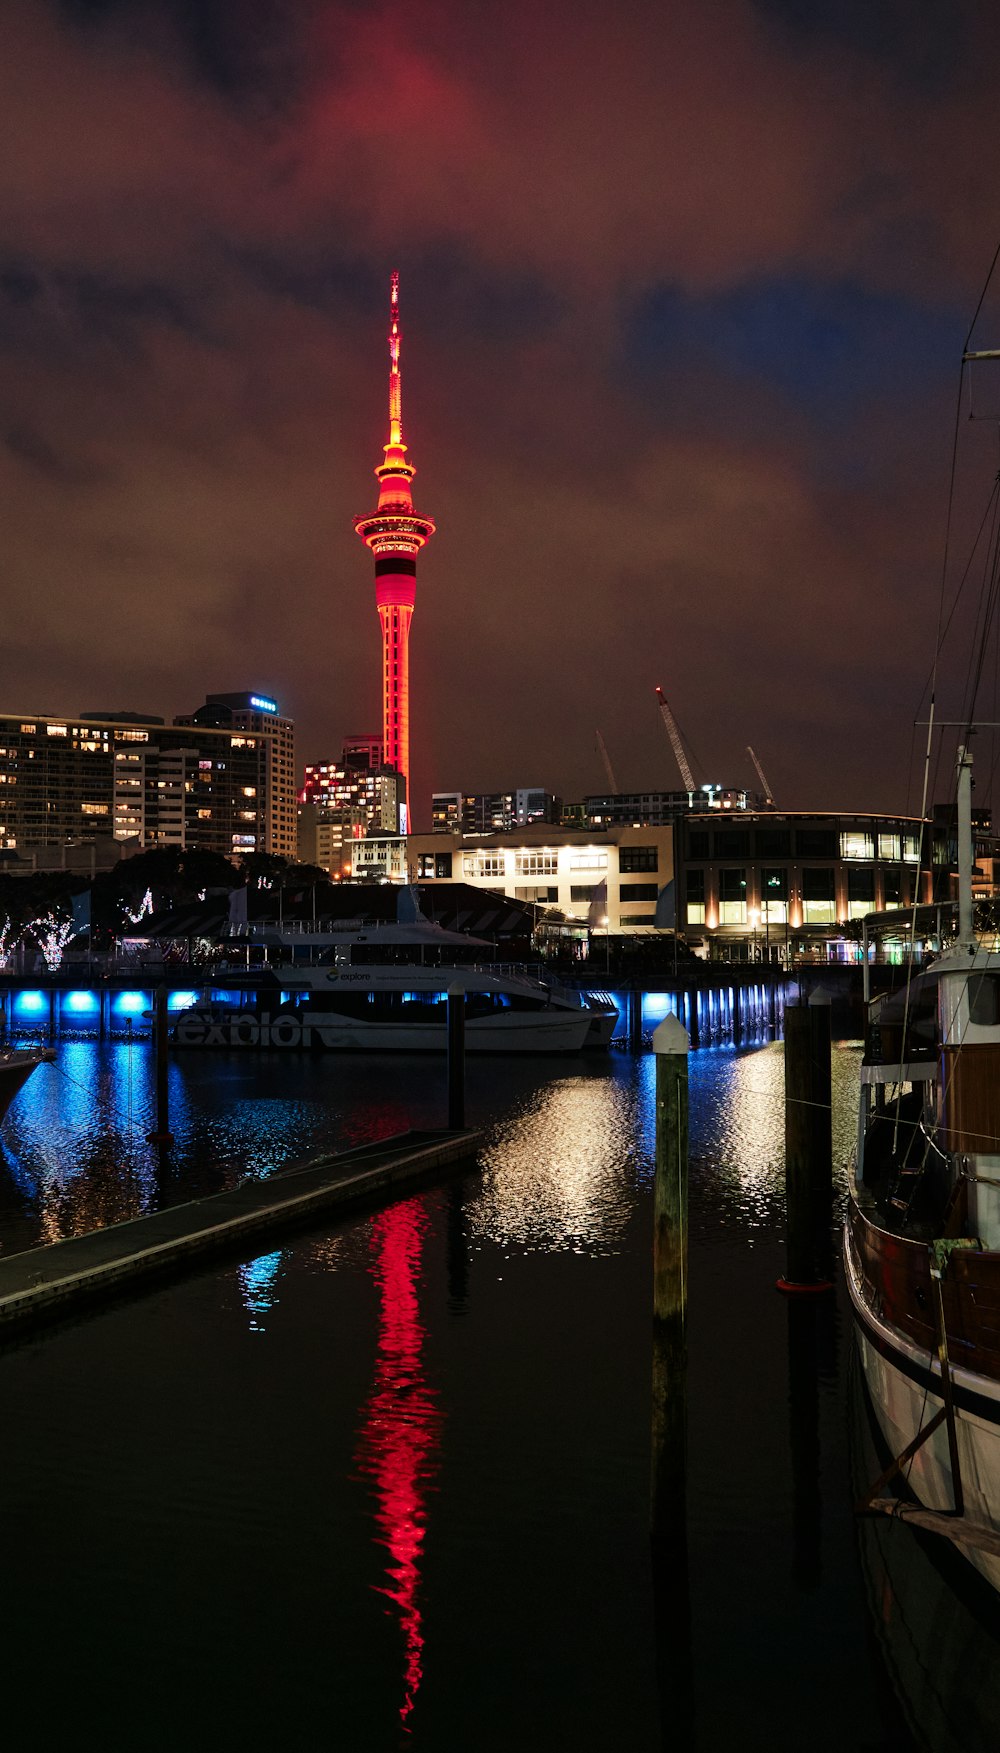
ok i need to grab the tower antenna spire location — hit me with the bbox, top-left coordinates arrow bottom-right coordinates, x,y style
388,269 -> 402,449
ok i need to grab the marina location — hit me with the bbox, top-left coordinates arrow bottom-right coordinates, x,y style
0,1023 -> 995,1749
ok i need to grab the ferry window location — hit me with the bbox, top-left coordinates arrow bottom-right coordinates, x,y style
841,830 -> 875,860
969,975 -> 1000,1027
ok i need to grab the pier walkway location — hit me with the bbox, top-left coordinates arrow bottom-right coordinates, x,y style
0,1127 -> 481,1336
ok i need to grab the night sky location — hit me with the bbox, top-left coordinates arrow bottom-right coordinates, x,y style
4,0 -> 1000,827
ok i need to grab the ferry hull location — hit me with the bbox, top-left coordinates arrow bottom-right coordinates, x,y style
173,1006 -> 594,1054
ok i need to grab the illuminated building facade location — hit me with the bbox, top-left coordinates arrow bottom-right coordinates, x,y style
355,274 -> 434,826
175,692 -> 296,858
298,744 -> 406,875
431,789 -> 563,834
358,823 -> 675,932
675,810 -> 933,960
586,785 -> 749,825
0,711 -> 267,858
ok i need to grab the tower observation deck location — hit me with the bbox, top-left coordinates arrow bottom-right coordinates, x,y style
354,273 -> 435,819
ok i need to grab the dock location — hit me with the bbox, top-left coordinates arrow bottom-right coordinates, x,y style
0,1126 -> 482,1336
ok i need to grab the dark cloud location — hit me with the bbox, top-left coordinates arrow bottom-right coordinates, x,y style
2,0 -> 1000,820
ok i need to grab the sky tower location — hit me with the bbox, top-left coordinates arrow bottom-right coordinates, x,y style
355,273 -> 435,821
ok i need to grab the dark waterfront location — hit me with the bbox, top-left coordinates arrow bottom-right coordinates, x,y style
0,1036 -> 996,1750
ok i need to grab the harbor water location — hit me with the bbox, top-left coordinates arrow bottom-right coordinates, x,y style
0,1019 -> 996,1749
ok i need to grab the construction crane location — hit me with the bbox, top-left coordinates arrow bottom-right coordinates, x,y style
747,744 -> 775,807
595,729 -> 619,794
655,686 -> 695,793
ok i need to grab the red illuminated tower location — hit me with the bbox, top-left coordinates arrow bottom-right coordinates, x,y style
355,273 -> 435,820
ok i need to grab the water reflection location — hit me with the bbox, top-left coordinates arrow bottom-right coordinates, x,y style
238,1249 -> 284,1332
355,1201 -> 442,1733
472,1070 -> 641,1255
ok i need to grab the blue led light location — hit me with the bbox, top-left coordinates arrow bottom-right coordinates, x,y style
14,991 -> 46,1014
250,695 -> 278,713
113,991 -> 149,1016
64,990 -> 99,1013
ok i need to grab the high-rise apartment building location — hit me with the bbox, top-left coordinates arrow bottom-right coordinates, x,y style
0,711 -> 268,857
175,691 -> 297,858
298,743 -> 406,875
431,789 -> 562,834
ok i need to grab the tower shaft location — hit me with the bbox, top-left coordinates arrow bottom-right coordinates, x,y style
355,273 -> 435,817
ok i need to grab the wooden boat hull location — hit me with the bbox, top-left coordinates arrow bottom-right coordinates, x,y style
845,1197 -> 1000,1593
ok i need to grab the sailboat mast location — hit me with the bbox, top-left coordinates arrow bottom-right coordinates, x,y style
957,742 -> 975,946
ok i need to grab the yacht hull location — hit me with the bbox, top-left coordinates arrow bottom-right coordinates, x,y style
844,1201 -> 1000,1594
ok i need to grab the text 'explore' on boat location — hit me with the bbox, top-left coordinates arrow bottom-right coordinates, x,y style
172,888 -> 617,1054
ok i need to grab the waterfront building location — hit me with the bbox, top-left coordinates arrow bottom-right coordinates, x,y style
674,809 -> 933,961
0,711 -> 268,859
354,273 -> 434,822
431,789 -> 562,834
357,823 -> 675,934
175,692 -> 297,858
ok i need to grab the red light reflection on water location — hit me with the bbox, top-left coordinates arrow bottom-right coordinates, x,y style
355,1199 -> 442,1731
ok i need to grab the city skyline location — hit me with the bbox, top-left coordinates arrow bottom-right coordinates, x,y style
4,3 -> 1000,825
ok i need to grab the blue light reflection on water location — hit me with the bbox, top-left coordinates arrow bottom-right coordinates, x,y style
0,1031 -> 924,1753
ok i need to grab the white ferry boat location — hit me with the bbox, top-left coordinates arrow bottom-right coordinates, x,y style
174,918 -> 617,1054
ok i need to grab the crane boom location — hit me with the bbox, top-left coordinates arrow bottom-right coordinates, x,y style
595,729 -> 619,794
747,744 -> 775,806
655,687 -> 695,792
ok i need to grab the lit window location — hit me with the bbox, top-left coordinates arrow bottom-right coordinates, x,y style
878,832 -> 901,861
840,830 -> 874,860
46,724 -> 67,738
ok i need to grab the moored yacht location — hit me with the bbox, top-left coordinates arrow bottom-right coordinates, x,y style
845,744 -> 1000,1590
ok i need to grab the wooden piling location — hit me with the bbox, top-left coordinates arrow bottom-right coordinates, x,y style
447,986 -> 465,1131
651,1014 -> 690,1535
146,983 -> 174,1146
777,996 -> 833,1294
628,989 -> 643,1053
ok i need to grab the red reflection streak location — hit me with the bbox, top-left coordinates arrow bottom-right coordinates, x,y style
356,1200 -> 442,1732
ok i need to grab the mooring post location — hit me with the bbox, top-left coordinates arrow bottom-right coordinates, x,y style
777,994 -> 833,1294
628,988 -> 643,1053
651,1014 -> 690,1535
447,985 -> 465,1131
146,983 -> 174,1146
